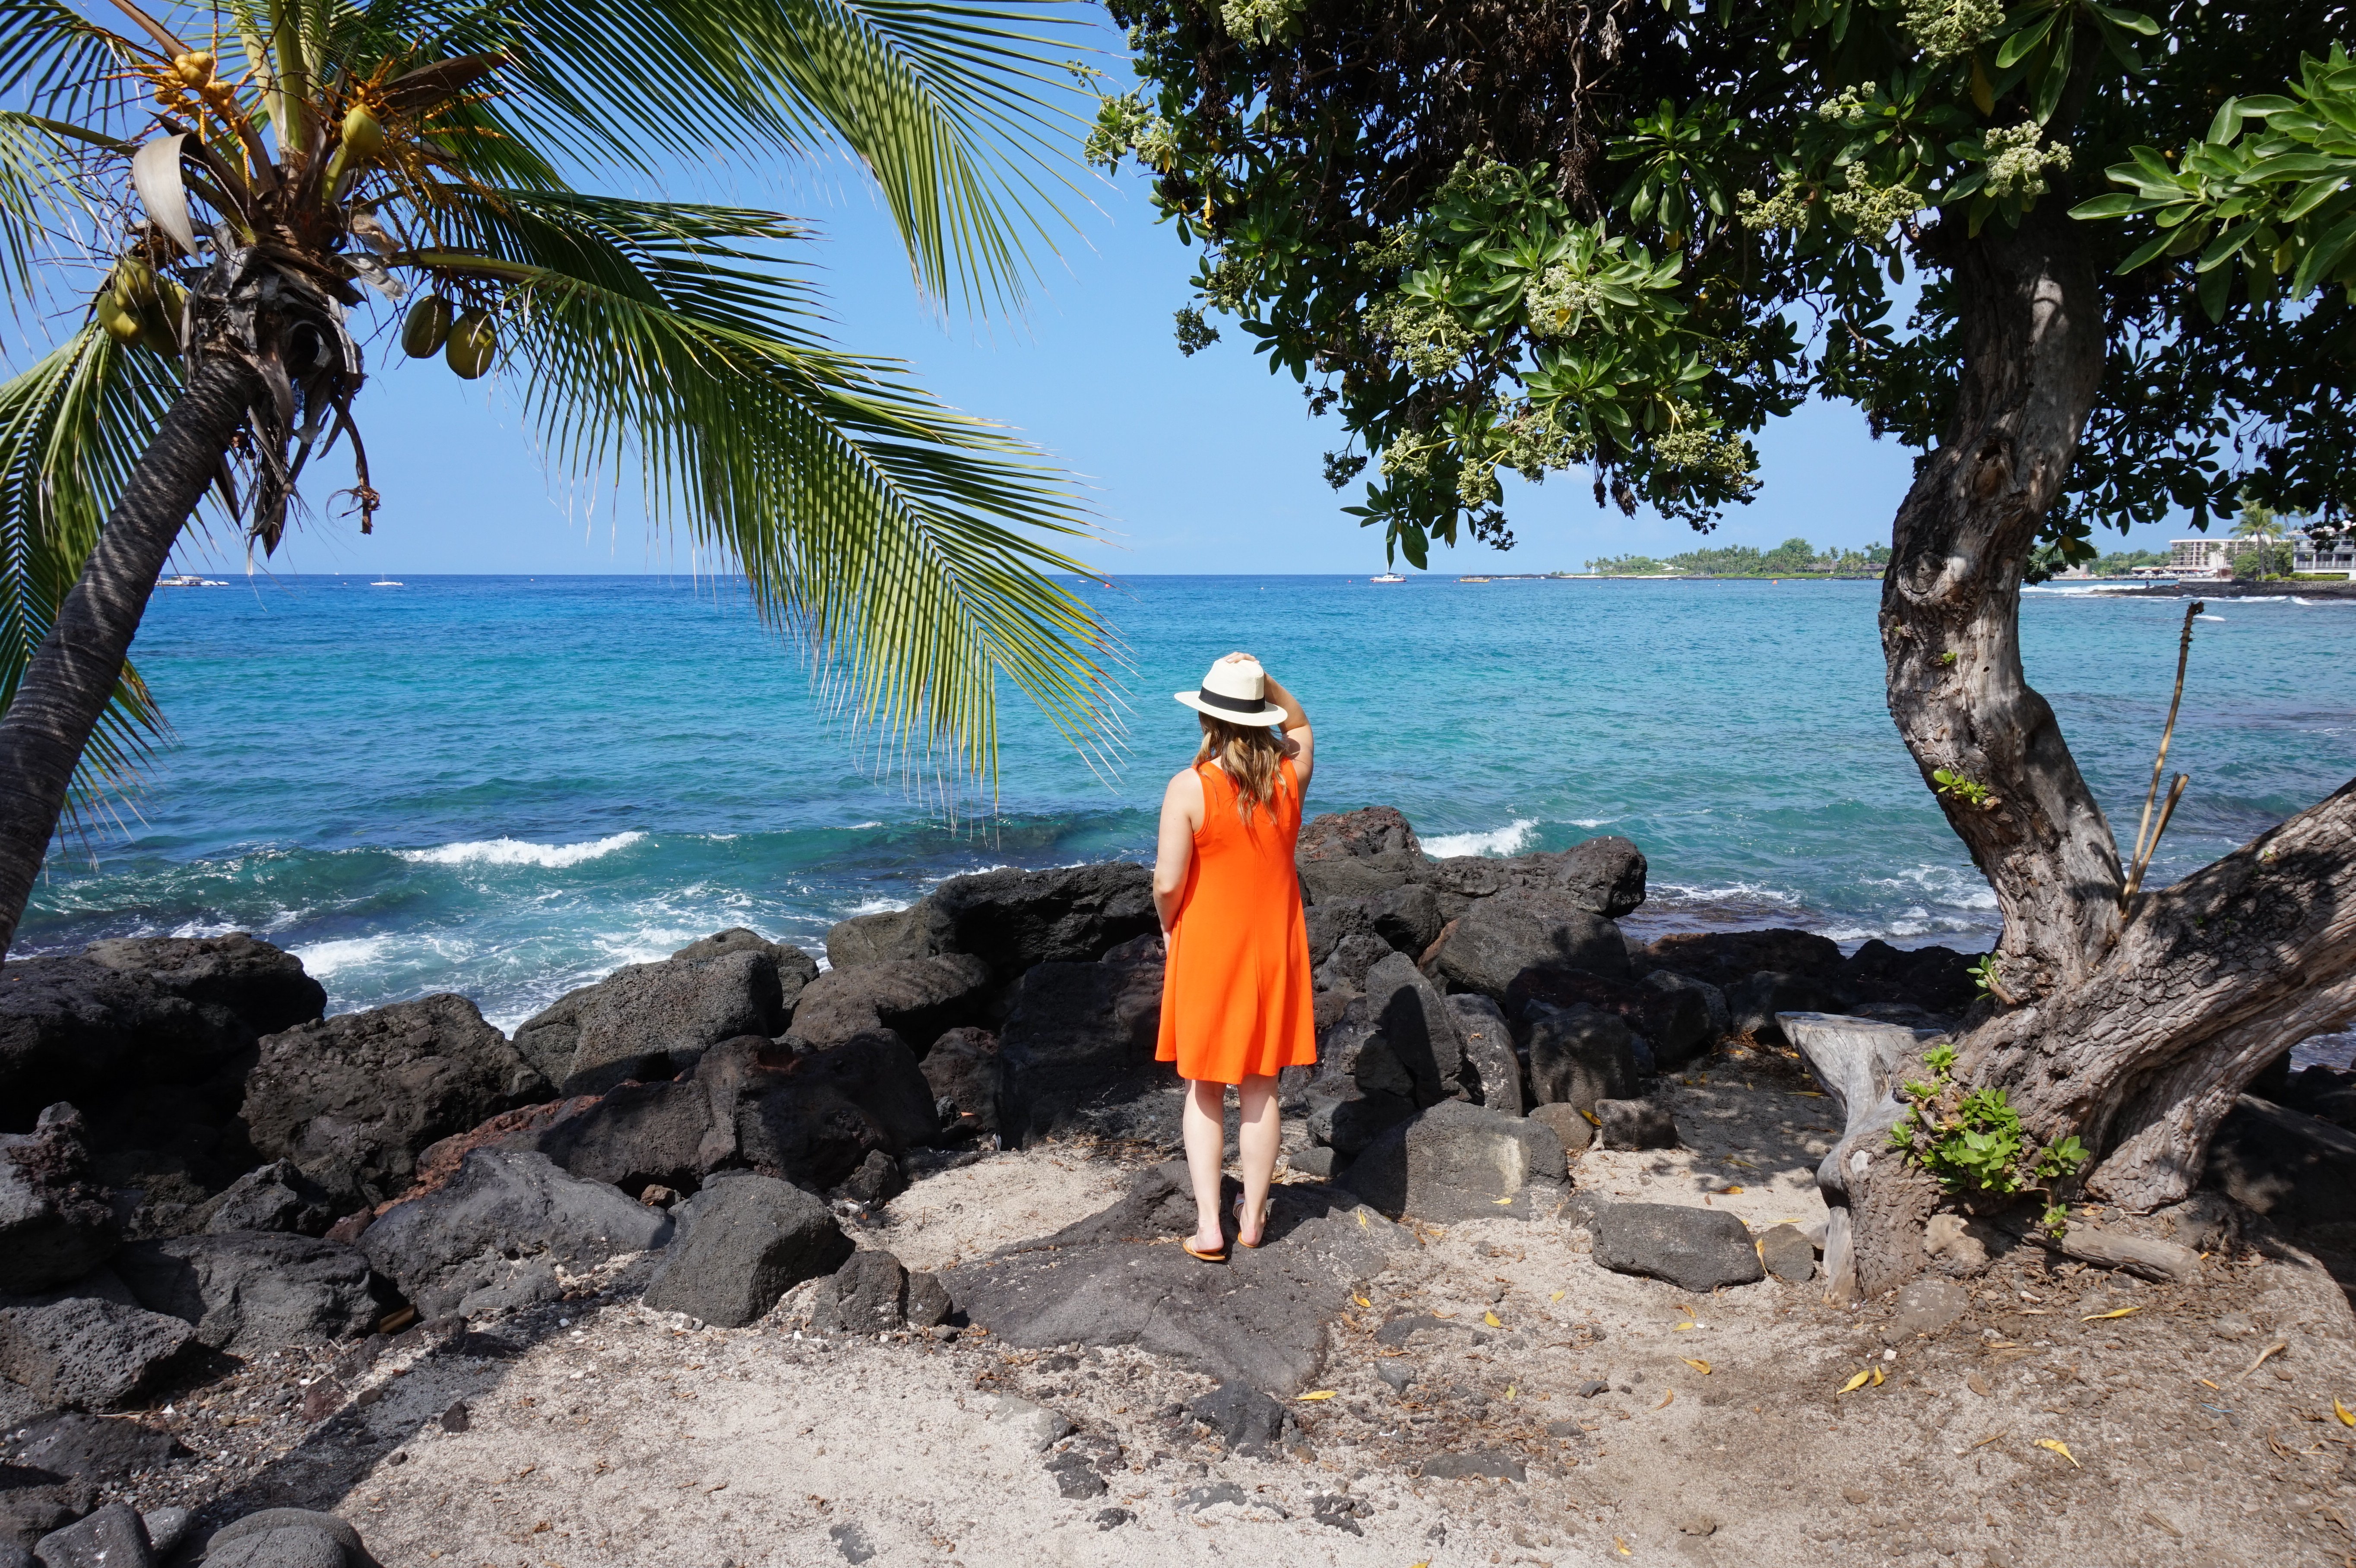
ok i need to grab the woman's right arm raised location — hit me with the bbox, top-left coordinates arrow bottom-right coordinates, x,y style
1263,673 -> 1313,794
1152,767 -> 1204,938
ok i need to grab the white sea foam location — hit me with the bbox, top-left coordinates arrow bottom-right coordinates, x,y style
397,831 -> 647,869
1866,865 -> 1998,910
1569,817 -> 1616,829
1651,880 -> 1802,907
1422,819 -> 1539,858
291,935 -> 400,977
2197,613 -> 2226,621
841,896 -> 913,917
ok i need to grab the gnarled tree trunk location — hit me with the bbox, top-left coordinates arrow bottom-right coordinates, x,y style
1880,202 -> 2115,998
1847,200 -> 2356,1293
0,355 -> 260,960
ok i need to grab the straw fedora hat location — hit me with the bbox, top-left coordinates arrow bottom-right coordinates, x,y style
1175,656 -> 1287,725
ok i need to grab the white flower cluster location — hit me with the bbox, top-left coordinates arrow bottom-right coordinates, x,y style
1816,86 -> 1876,127
1219,0 -> 1306,46
1653,422 -> 1760,493
1827,178 -> 1923,237
1526,264 -> 1603,337
1365,293 -> 1475,378
1901,0 -> 2005,62
1982,121 -> 2072,200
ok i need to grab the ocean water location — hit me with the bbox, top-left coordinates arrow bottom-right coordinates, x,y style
16,574 -> 2355,1039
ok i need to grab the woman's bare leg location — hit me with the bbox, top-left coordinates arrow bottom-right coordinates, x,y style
1182,1077 -> 1229,1252
1235,1074 -> 1279,1246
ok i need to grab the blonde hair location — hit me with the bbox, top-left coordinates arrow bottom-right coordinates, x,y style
1196,715 -> 1287,826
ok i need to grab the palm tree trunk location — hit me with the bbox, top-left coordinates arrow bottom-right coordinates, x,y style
0,354 -> 257,959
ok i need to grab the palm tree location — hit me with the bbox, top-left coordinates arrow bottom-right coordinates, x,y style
0,0 -> 1121,958
2233,499 -> 2287,541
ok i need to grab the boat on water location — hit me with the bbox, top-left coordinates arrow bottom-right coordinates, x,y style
156,574 -> 228,587
1369,572 -> 1406,583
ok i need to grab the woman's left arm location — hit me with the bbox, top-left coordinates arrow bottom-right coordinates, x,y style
1263,673 -> 1313,794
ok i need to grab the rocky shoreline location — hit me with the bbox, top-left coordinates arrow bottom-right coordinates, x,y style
6,807 -> 2356,1566
2098,578 -> 2356,598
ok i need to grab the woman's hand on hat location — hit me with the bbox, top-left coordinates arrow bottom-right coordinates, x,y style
1222,650 -> 1256,666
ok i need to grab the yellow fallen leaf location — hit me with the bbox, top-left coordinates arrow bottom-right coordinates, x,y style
1722,1185 -> 1745,1195
1356,1209 -> 1368,1228
1492,1197 -> 1515,1206
2337,1397 -> 2355,1428
1673,1321 -> 1697,1331
1656,1388 -> 1675,1409
1297,1390 -> 1336,1401
1581,1108 -> 1601,1126
2196,1378 -> 2220,1390
1682,1358 -> 1711,1375
1870,1366 -> 1887,1387
1839,1370 -> 1872,1394
1484,1312 -> 1503,1328
2035,1438 -> 2079,1468
1550,1290 -> 1565,1303
2081,1306 -> 2142,1322
1505,1385 -> 1517,1399
1353,1296 -> 1370,1308
1615,1539 -> 1632,1557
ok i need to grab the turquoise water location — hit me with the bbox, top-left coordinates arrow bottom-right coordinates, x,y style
17,575 -> 2354,1033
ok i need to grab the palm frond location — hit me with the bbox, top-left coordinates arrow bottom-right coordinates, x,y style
732,0 -> 1092,313
0,1 -> 146,126
0,111 -> 101,301
319,0 -> 1090,312
0,325 -> 183,830
424,189 -> 1120,782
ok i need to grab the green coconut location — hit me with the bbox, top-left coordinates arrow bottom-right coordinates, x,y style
444,307 -> 496,379
402,294 -> 453,358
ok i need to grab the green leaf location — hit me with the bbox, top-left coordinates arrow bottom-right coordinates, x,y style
2197,220 -> 2263,272
1994,9 -> 2058,70
2112,230 -> 2176,272
2067,193 -> 2147,219
2198,254 -> 2234,320
2087,3 -> 2159,35
2293,211 -> 2356,295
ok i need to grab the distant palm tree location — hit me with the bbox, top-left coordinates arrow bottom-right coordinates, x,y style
0,0 -> 1120,958
2234,509 -> 2285,540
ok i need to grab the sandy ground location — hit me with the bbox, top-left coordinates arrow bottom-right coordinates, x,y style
45,1057 -> 2356,1568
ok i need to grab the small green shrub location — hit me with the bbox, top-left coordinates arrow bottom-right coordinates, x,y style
1932,768 -> 1996,809
1890,1045 -> 2090,1231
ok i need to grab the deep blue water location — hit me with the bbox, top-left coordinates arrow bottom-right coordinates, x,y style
17,574 -> 2354,1037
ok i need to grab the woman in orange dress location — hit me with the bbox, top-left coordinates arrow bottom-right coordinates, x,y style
1153,651 -> 1316,1262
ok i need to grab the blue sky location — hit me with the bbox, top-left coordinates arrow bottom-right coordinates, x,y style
163,95 -> 2190,581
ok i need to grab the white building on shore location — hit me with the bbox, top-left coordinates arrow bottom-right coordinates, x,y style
2167,533 -> 2356,578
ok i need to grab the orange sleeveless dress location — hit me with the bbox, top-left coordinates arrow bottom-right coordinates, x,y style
1155,757 -> 1317,1084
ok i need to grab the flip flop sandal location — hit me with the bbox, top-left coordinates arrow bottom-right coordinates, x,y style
1232,1195 -> 1269,1249
1182,1238 -> 1228,1264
